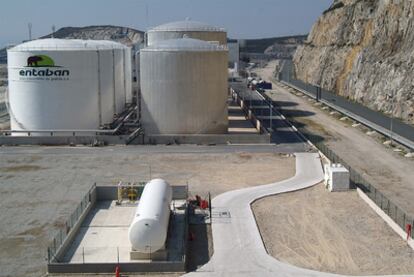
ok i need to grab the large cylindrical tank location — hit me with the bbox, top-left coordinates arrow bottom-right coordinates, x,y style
123,47 -> 132,104
128,179 -> 173,253
7,39 -> 130,133
140,38 -> 228,134
93,40 -> 132,112
147,20 -> 227,46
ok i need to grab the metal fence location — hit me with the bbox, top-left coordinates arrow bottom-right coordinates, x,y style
277,61 -> 414,239
279,60 -> 414,148
314,141 -> 413,239
48,184 -> 96,263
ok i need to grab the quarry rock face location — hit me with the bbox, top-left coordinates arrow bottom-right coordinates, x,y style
42,25 -> 144,46
264,37 -> 306,59
293,0 -> 414,124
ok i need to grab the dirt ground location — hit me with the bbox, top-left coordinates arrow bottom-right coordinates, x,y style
253,61 -> 414,217
252,183 -> 414,275
0,146 -> 294,277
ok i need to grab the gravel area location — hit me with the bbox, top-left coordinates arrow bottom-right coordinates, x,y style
0,146 -> 294,277
252,183 -> 414,275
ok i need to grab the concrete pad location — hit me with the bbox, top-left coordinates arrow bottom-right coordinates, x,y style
228,116 -> 247,121
63,201 -> 135,263
228,128 -> 258,134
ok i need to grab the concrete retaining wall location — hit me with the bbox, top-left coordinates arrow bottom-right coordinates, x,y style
0,135 -> 129,146
48,261 -> 185,273
144,133 -> 270,145
357,188 -> 414,250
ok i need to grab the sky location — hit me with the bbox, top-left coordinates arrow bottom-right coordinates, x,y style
0,0 -> 333,48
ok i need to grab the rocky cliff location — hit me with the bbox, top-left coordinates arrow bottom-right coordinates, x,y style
240,35 -> 306,57
264,36 -> 307,59
293,0 -> 414,124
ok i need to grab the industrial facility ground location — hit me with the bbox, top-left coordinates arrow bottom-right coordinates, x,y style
253,60 -> 414,216
0,145 -> 294,276
253,183 -> 414,275
61,199 -> 186,265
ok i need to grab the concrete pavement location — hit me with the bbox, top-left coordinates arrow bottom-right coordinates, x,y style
185,153 -> 411,277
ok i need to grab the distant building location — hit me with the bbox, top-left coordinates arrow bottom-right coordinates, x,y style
227,39 -> 240,65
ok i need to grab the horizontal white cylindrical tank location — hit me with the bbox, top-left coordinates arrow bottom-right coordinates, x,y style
140,38 -> 229,134
7,38 -> 131,134
147,20 -> 227,46
128,179 -> 173,253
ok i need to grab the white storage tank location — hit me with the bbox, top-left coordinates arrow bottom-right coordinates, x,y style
7,38 -> 130,134
147,20 -> 227,46
128,179 -> 173,253
140,38 -> 228,134
94,40 -> 130,114
124,47 -> 133,104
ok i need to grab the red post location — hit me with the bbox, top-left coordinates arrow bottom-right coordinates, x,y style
406,224 -> 412,241
115,265 -> 120,277
188,231 -> 195,241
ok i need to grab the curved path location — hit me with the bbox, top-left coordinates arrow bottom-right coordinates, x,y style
185,153 -> 411,277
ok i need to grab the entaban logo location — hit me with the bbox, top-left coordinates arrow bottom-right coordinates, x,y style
19,55 -> 70,77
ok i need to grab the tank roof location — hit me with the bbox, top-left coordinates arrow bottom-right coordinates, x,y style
142,38 -> 227,52
9,38 -> 127,51
149,20 -> 226,32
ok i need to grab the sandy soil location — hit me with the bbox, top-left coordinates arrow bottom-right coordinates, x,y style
253,60 -> 414,217
253,183 -> 414,275
0,147 -> 294,277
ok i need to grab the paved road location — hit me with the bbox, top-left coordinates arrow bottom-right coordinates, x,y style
280,60 -> 414,149
184,153 -> 411,277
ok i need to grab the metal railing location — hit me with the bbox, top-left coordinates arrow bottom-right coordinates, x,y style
313,141 -> 413,239
278,60 -> 414,150
48,184 -> 96,263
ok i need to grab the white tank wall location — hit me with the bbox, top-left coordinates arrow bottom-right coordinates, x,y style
140,44 -> 228,134
147,31 -> 227,46
7,50 -> 101,131
124,47 -> 132,104
97,49 -> 117,122
134,50 -> 141,99
113,48 -> 126,114
128,179 -> 172,253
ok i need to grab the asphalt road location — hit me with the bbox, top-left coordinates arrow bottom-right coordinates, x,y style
281,60 -> 414,147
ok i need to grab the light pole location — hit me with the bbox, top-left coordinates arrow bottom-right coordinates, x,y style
386,92 -> 395,145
